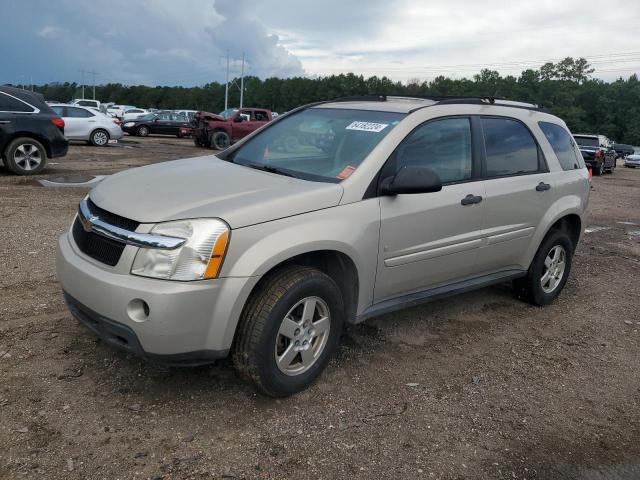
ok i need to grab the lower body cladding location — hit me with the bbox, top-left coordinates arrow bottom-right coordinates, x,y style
56,232 -> 259,366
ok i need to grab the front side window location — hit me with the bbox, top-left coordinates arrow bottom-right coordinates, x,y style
539,122 -> 582,170
482,117 -> 540,177
0,92 -> 35,113
228,108 -> 405,182
394,117 -> 473,183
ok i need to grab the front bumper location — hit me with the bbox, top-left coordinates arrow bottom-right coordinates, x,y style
56,231 -> 259,359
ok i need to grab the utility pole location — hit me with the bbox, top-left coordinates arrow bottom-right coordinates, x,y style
239,52 -> 245,109
224,52 -> 229,111
79,69 -> 86,99
88,70 -> 98,99
30,75 -> 33,92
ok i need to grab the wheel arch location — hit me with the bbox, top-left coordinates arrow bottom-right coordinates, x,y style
2,132 -> 52,158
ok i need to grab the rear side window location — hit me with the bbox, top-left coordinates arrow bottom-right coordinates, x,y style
0,92 -> 35,112
66,107 -> 93,118
395,117 -> 473,183
538,122 -> 582,170
51,106 -> 66,116
482,117 -> 540,177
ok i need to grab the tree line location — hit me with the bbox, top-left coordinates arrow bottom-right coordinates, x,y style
29,57 -> 640,144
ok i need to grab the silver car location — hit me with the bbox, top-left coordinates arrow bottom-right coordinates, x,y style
56,96 -> 590,396
50,104 -> 123,146
624,153 -> 640,168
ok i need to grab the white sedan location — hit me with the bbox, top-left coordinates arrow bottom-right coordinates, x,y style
50,104 -> 123,146
122,108 -> 149,122
624,153 -> 640,168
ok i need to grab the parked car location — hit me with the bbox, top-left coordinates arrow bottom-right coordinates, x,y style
174,110 -> 198,122
57,95 -> 590,396
121,111 -> 191,137
0,86 -> 68,175
573,134 -> 617,175
613,143 -> 635,158
72,99 -> 101,109
624,153 -> 640,168
193,108 -> 273,149
49,104 -> 123,146
107,105 -> 135,119
121,108 -> 149,122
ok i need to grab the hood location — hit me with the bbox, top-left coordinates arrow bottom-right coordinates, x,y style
195,111 -> 225,122
90,155 -> 344,229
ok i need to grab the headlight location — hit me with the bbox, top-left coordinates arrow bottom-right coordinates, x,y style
131,218 -> 229,281
124,122 -> 135,127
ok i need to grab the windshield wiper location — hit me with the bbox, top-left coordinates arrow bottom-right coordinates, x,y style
242,162 -> 299,178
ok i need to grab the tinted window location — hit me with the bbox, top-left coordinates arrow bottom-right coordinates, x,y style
66,107 -> 93,118
539,122 -> 581,170
77,100 -> 96,107
0,92 -> 35,112
395,117 -> 473,183
482,118 -> 540,177
573,136 -> 598,147
51,106 -> 65,116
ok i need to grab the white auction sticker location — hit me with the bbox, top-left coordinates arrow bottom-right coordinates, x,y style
346,121 -> 388,133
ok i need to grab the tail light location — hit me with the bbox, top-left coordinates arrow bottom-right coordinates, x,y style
51,118 -> 65,129
595,149 -> 603,159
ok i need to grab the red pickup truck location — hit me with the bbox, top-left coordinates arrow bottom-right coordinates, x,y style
193,107 -> 273,150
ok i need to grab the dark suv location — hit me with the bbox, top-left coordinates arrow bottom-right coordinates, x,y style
613,143 -> 635,158
573,134 -> 616,176
0,86 -> 68,175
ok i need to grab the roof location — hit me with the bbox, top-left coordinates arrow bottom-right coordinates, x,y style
573,133 -> 600,138
315,96 -> 436,113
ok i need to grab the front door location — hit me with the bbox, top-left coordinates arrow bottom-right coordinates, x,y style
63,106 -> 94,140
375,117 -> 486,302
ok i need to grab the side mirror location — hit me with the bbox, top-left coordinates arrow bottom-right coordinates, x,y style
380,166 -> 443,195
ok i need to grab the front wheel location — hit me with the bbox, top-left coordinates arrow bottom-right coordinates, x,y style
137,125 -> 149,137
232,266 -> 344,397
211,131 -> 230,150
513,229 -> 573,306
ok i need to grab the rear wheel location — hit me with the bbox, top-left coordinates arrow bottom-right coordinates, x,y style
3,137 -> 47,175
594,162 -> 604,176
513,229 -> 573,306
90,129 -> 110,146
232,266 -> 344,397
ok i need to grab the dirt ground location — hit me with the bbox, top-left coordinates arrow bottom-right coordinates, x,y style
1,136 -> 639,480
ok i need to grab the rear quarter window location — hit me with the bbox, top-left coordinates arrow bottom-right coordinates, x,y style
538,122 -> 583,170
0,92 -> 36,113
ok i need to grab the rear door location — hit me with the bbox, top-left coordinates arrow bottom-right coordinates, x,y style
375,116 -> 486,302
64,106 -> 95,139
475,116 -> 556,274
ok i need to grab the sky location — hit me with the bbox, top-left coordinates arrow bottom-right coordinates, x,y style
1,0 -> 639,87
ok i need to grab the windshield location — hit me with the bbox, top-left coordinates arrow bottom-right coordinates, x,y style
219,108 -> 238,119
228,108 -> 405,182
574,136 -> 599,147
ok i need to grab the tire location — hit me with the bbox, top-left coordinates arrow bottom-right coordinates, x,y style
594,162 -> 604,176
90,129 -> 110,147
232,266 -> 344,397
137,125 -> 149,137
3,137 -> 47,175
211,131 -> 230,150
513,229 -> 573,306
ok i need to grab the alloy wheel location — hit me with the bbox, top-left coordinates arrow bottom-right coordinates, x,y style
13,143 -> 42,172
275,296 -> 331,376
541,245 -> 566,294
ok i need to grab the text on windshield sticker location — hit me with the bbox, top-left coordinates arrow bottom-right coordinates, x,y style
346,121 -> 388,133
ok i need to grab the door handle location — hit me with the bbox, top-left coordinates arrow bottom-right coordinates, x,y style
536,182 -> 551,192
461,194 -> 483,205
0,120 -> 10,124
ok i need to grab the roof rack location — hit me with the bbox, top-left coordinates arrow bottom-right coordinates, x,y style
324,93 -> 547,113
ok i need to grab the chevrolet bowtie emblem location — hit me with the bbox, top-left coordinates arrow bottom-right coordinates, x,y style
81,214 -> 98,232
